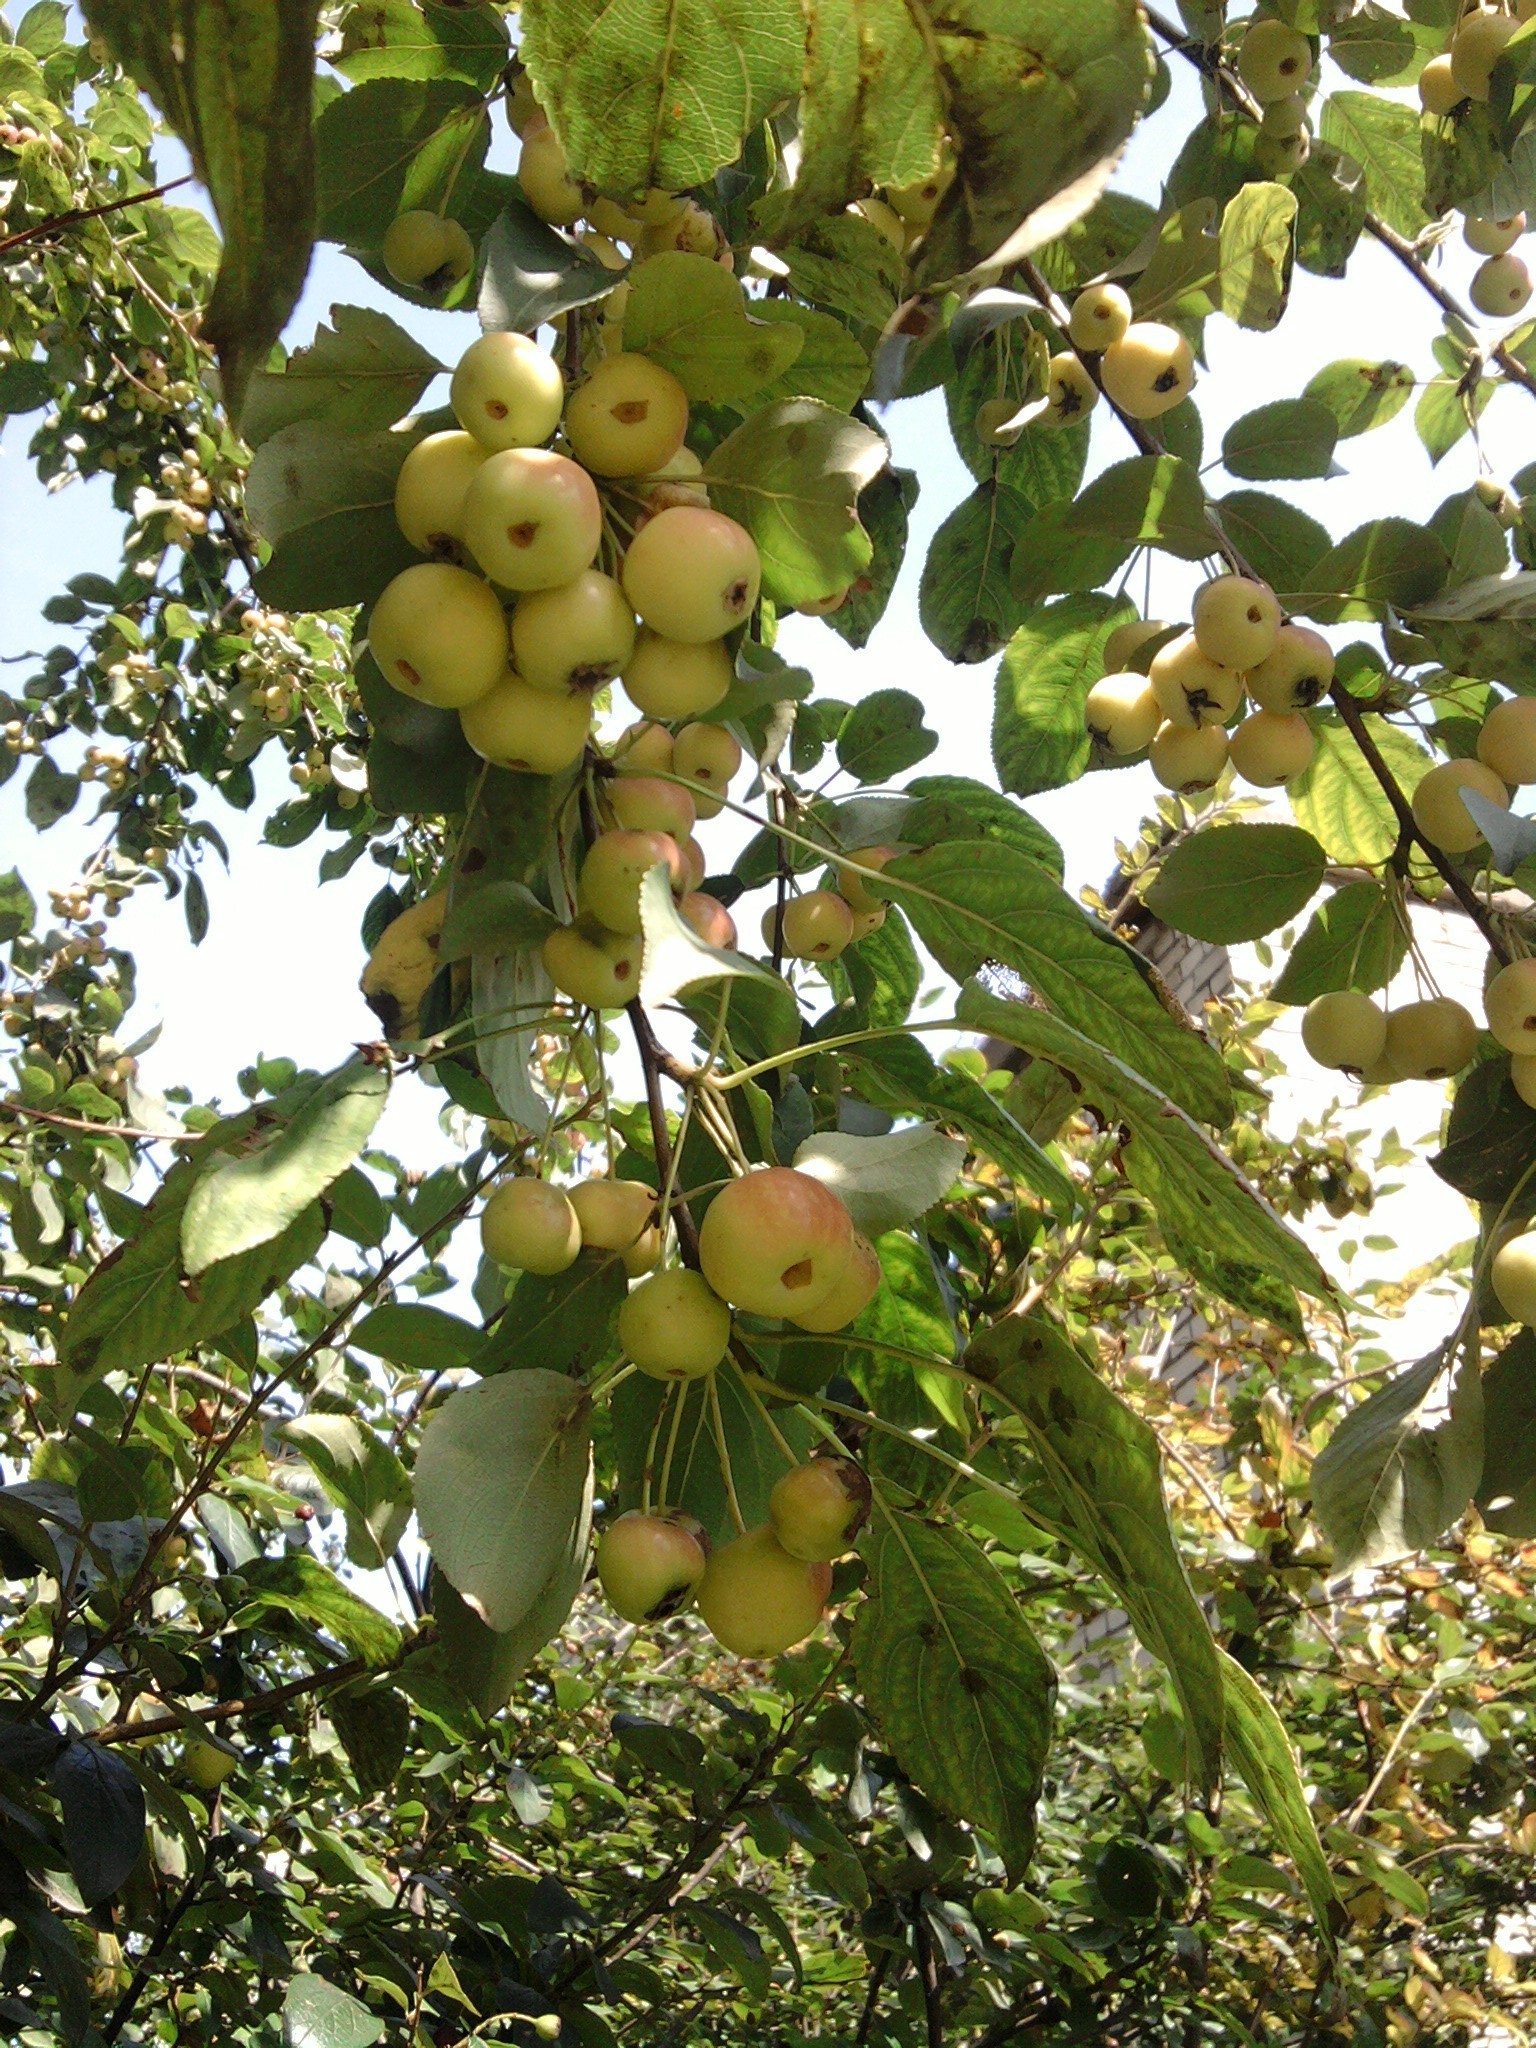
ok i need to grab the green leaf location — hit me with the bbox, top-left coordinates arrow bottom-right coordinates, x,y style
836,689 -> 938,782
1405,570 -> 1536,684
992,593 -> 1134,797
966,1315 -> 1223,1789
1269,880 -> 1407,1004
233,1553 -> 402,1668
329,1683 -> 411,1796
472,1255 -> 626,1380
1061,453 -> 1213,561
624,253 -> 802,402
82,0 -> 319,422
704,399 -> 888,609
350,1302 -> 483,1370
901,775 -> 1064,876
520,0 -> 804,194
612,1365 -> 816,1534
335,0 -> 511,88
1311,1346 -> 1483,1572
53,1741 -> 145,1906
439,880 -> 558,962
1475,1330 -> 1536,1536
1295,517 -> 1448,624
853,1508 -> 1055,1881
428,1553 -> 583,1717
827,462 -> 916,648
25,755 -> 80,829
792,1125 -> 966,1237
1319,89 -> 1428,237
241,306 -> 442,448
181,1057 -> 389,1276
1291,143 -> 1369,278
248,421 -> 425,611
912,0 -> 1151,289
478,196 -> 623,333
279,1416 -> 412,1572
919,479 -> 1031,665
1433,1059 -> 1536,1205
1221,399 -> 1338,482
0,867 -> 36,944
772,209 -> 903,331
752,299 -> 871,414
1303,356 -> 1417,439
1213,489 -> 1331,597
282,1974 -> 385,2048
413,1368 -> 593,1632
1212,180 -> 1298,330
958,982 -> 1332,1313
786,0 -> 943,230
879,843 -> 1234,1126
315,76 -> 488,249
1288,711 -> 1432,866
1145,824 -> 1327,945
1219,1651 -> 1340,1947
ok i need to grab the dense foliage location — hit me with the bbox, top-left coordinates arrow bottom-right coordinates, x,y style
6,1 -> 1536,2043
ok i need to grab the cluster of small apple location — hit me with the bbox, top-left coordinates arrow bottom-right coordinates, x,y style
1234,17 -> 1318,179
1420,5 -> 1536,320
482,1164 -> 882,1654
984,282 -> 1198,445
1084,572 -> 1329,793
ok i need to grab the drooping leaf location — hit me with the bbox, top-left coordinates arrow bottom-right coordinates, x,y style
919,479 -> 1032,665
279,1416 -> 412,1572
1269,880 -> 1407,1004
1145,824 -> 1328,945
53,1741 -> 146,1905
704,400 -> 888,609
0,867 -> 37,944
328,1683 -> 411,1795
1432,1059 -> 1536,1206
247,420 -> 425,611
853,1507 -> 1055,1881
1304,356 -> 1417,439
241,306 -> 442,447
786,0 -> 943,230
1219,1651 -> 1341,1947
624,253 -> 802,402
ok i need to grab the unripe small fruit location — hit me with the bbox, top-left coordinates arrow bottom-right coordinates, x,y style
886,164 -> 952,226
1471,252 -> 1533,317
677,836 -> 707,893
1191,574 -> 1282,669
618,1268 -> 732,1378
369,563 -> 507,709
1301,990 -> 1387,1075
1384,997 -> 1480,1080
773,890 -> 856,962
565,353 -> 689,477
596,1509 -> 709,1621
1451,8 -> 1518,101
1479,695 -> 1536,783
1067,282 -> 1132,352
696,1524 -> 832,1657
1466,211 -> 1526,255
394,430 -> 487,557
1260,92 -> 1309,138
1245,622 -> 1334,712
1485,957 -> 1536,1052
1100,322 -> 1196,418
1419,53 -> 1465,116
382,210 -> 475,291
974,396 -> 1025,447
1149,631 -> 1245,729
511,570 -> 636,695
451,330 -> 565,453
1150,719 -> 1229,792
769,1456 -> 872,1560
673,722 -> 741,819
579,829 -> 682,934
787,1231 -> 881,1333
460,673 -> 592,774
853,195 -> 906,248
1493,1230 -> 1536,1324
1254,128 -> 1310,175
543,919 -> 644,1006
622,630 -> 734,719
1102,617 -> 1170,671
608,773 -> 696,840
1238,18 -> 1313,101
1410,758 -> 1508,853
1512,1051 -> 1536,1109
680,892 -> 738,949
1475,475 -> 1523,525
622,507 -> 761,642
570,1177 -> 662,1274
518,121 -> 586,225
613,720 -> 674,773
698,1166 -> 854,1318
1228,708 -> 1315,787
846,904 -> 887,942
183,1737 -> 240,1790
831,847 -> 896,914
1085,672 -> 1160,755
1042,352 -> 1098,427
463,448 -> 603,589
481,1177 -> 582,1272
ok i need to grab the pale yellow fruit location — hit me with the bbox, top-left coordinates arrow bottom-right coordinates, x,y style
1228,708 -> 1315,786
1260,92 -> 1309,138
846,904 -> 887,942
394,431 -> 487,557
1253,129 -> 1311,175
886,163 -> 952,226
695,1524 -> 832,1657
853,196 -> 906,249
1384,997 -> 1480,1080
382,210 -> 475,292
974,396 -> 1025,448
1042,351 -> 1098,427
1485,957 -> 1536,1052
578,828 -> 682,935
510,570 -> 636,695
1410,758 -> 1509,853
1471,252 -> 1533,317
1085,672 -> 1160,755
518,121 -> 586,225
1149,631 -> 1245,729
1238,18 -> 1314,101
450,330 -> 565,453
698,1166 -> 854,1319
1300,991 -> 1387,1075
596,1509 -> 708,1622
679,892 -> 738,949
798,584 -> 852,615
618,1268 -> 731,1378
636,199 -> 727,261
462,448 -> 603,590
621,507 -> 761,642
769,1456 -> 872,1560
564,353 -> 689,477
542,919 -> 644,1007
1419,53 -> 1465,116
360,893 -> 448,1040
1149,720 -> 1229,792
1102,617 -> 1170,671
766,891 -> 856,963
612,720 -> 674,773
1451,9 -> 1518,100
570,1178 -> 662,1275
183,1737 -> 240,1790
1478,696 -> 1536,783
672,722 -> 741,819
1067,282 -> 1132,352
1100,322 -> 1196,418
1191,574 -> 1282,669
1493,1230 -> 1536,1324
622,630 -> 734,720
577,228 -> 628,271
608,773 -> 695,839
481,1177 -> 581,1273
677,835 -> 707,893
368,563 -> 507,709
835,846 -> 898,913
787,1232 -> 882,1334
1466,211 -> 1526,255
1245,622 -> 1334,712
1512,1051 -> 1536,1109
460,673 -> 592,775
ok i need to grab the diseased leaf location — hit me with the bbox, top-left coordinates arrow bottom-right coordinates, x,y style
704,400 -> 888,609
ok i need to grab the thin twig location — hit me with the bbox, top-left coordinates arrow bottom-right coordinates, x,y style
0,174 -> 195,258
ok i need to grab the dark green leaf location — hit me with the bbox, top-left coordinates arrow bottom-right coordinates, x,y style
1269,880 -> 1407,1003
53,1741 -> 145,1905
478,196 -> 622,333
472,1254 -> 626,1379
919,479 -> 1031,665
247,422 -> 424,611
1433,1059 -> 1536,1204
1222,399 -> 1338,481
1219,1651 -> 1341,1946
1312,1347 -> 1482,1571
836,689 -> 938,782
315,75 -> 487,248
1145,824 -> 1328,944
1476,1329 -> 1536,1536
0,868 -> 36,945
234,1553 -> 402,1667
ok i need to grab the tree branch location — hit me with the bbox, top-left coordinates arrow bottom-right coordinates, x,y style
912,1902 -> 945,2048
0,174 -> 194,258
